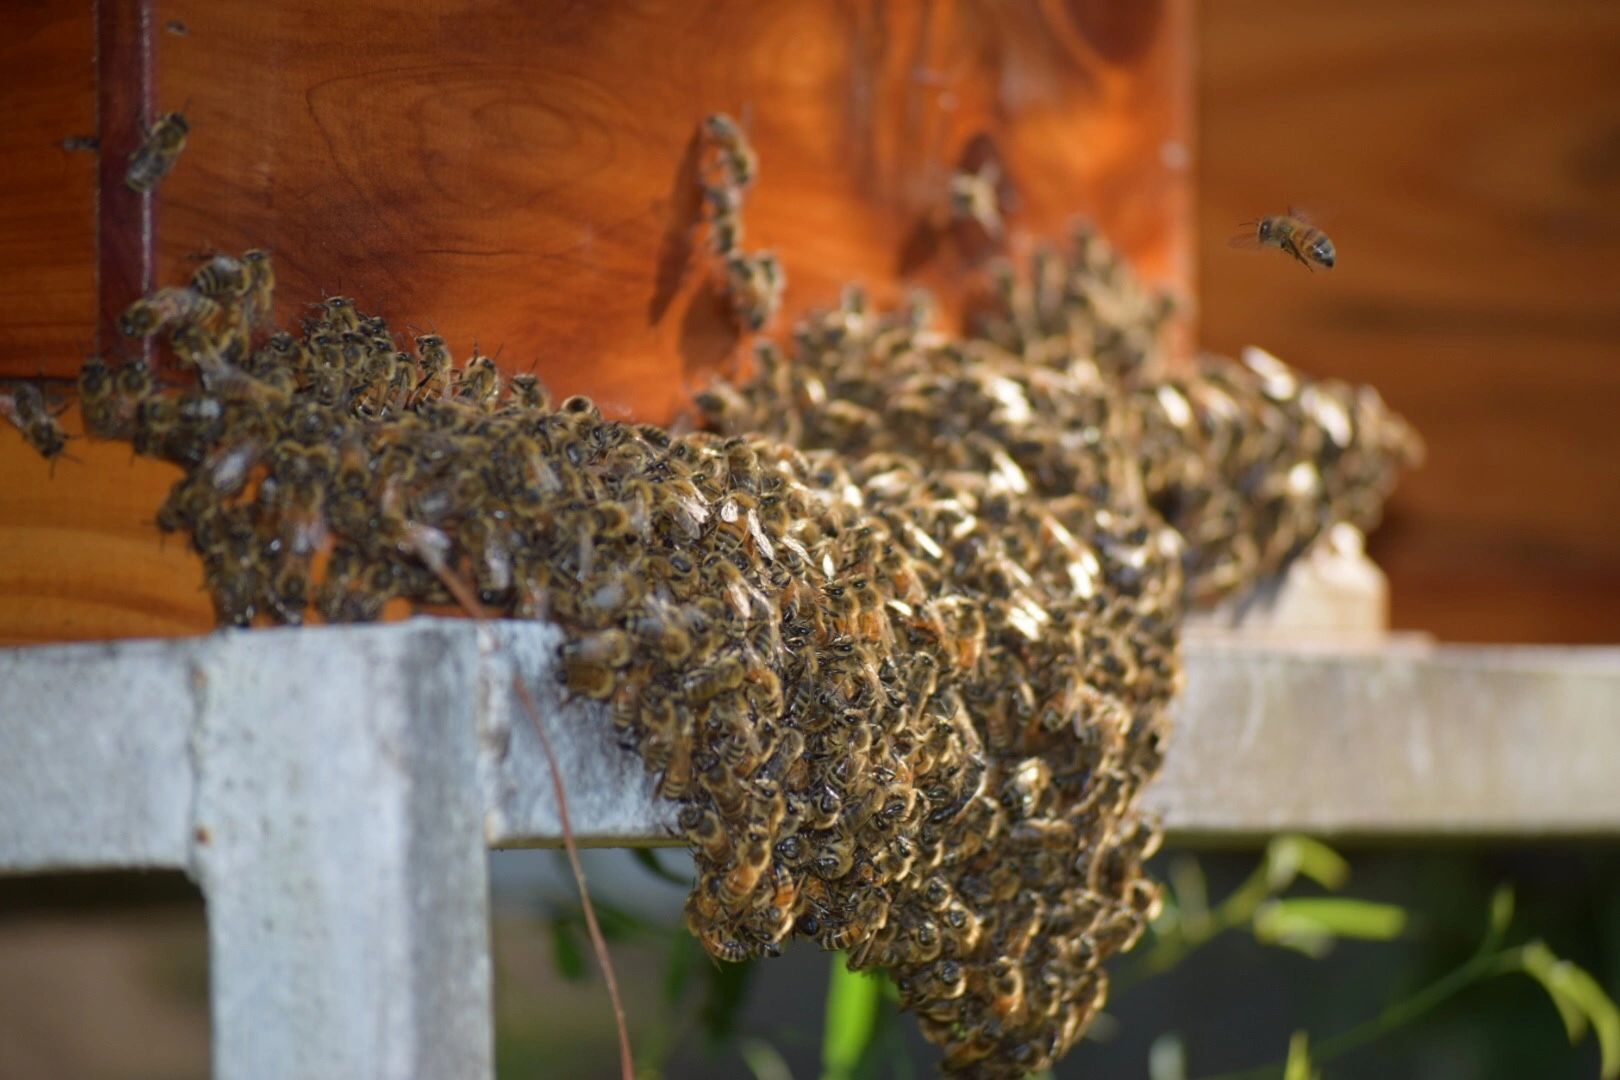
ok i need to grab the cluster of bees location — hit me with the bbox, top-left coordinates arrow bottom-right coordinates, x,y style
8,118 -> 1421,1078
703,114 -> 784,331
697,227 -> 1420,1073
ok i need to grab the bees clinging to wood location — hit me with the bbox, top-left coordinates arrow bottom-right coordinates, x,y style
0,381 -> 70,464
124,111 -> 189,193
45,110 -> 1417,1077
701,113 -> 784,332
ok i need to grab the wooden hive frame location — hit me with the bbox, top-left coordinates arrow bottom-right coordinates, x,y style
0,0 -> 1193,645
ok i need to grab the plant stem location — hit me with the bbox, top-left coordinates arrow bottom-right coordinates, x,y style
1196,947 -> 1526,1080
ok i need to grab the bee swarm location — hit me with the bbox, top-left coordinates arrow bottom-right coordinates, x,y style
60,212 -> 1419,1076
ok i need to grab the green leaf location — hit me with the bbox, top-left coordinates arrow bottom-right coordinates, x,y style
1147,1031 -> 1186,1080
1282,1031 -> 1314,1080
592,897 -> 658,942
1521,941 -> 1589,1041
1553,961 -> 1620,1079
1265,836 -> 1349,892
1255,898 -> 1408,943
631,847 -> 693,886
740,1036 -> 795,1080
547,915 -> 586,982
821,957 -> 885,1080
700,954 -> 756,1046
1519,942 -> 1620,1078
1487,885 -> 1515,940
661,930 -> 699,1007
1168,856 -> 1209,928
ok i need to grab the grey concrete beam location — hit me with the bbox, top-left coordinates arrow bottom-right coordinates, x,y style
188,623 -> 492,1080
1157,638 -> 1620,838
5,622 -> 1620,868
0,636 -> 198,872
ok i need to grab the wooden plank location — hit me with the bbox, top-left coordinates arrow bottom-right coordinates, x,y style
0,409 -> 212,646
97,0 -> 156,363
1197,0 -> 1620,643
0,0 -> 1192,645
146,0 -> 1191,418
0,0 -> 96,375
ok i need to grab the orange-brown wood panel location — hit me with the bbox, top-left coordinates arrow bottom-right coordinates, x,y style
0,412 -> 211,646
140,0 -> 1190,420
0,0 -> 1191,645
1198,0 -> 1620,643
0,0 -> 96,374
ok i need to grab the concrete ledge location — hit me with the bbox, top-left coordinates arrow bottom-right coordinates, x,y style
4,619 -> 1619,878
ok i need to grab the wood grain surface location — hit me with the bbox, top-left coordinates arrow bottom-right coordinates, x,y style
0,0 -> 1192,644
7,0 -> 1616,647
0,0 -> 96,375
1196,0 -> 1620,643
138,0 -> 1190,409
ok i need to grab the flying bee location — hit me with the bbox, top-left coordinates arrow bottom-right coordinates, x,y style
120,287 -> 220,338
124,111 -> 188,193
724,252 -> 784,331
0,382 -> 70,463
1231,210 -> 1336,271
704,112 -> 757,188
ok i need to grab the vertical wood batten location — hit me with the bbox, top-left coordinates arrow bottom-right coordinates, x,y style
95,0 -> 154,363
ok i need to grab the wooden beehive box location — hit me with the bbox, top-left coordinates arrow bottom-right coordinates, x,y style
0,0 -> 1192,644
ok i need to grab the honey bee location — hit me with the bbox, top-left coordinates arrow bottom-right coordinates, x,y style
190,253 -> 250,300
267,554 -> 313,624
679,805 -> 733,865
124,111 -> 188,193
721,834 -> 771,905
78,355 -> 133,438
455,354 -> 502,409
120,287 -> 220,338
811,833 -> 854,881
704,113 -> 757,188
242,249 -> 276,327
508,373 -> 551,412
131,393 -> 181,457
704,183 -> 745,255
314,295 -> 360,333
1231,211 -> 1336,271
0,382 -> 70,463
410,334 -> 452,404
724,252 -> 784,332
948,158 -> 1003,238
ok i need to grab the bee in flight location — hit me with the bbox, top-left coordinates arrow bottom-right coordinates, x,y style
1231,210 -> 1336,271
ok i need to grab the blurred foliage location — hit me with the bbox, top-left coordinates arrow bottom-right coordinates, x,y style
1123,841 -> 1618,1080
508,841 -> 1620,1079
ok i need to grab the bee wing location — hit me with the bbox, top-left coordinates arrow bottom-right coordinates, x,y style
1287,203 -> 1339,227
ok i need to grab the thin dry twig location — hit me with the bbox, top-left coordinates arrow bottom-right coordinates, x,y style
513,674 -> 635,1080
424,562 -> 635,1080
